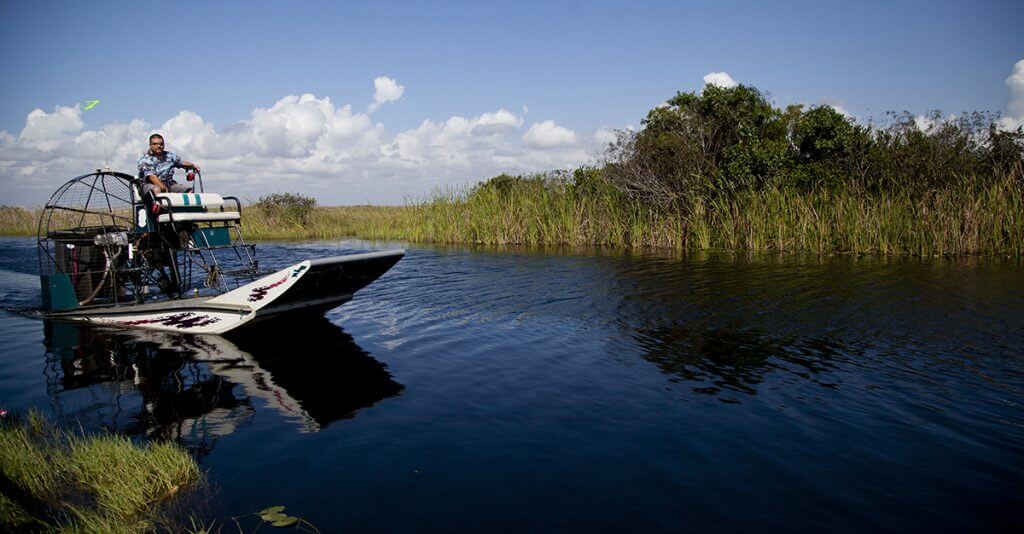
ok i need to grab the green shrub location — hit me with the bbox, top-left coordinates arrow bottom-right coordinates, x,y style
793,105 -> 857,162
605,82 -> 1024,205
721,135 -> 792,190
254,192 -> 317,226
470,171 -> 570,200
989,125 -> 1024,175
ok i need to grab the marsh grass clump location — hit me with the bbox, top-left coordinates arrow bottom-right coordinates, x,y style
67,434 -> 201,528
0,409 -> 203,532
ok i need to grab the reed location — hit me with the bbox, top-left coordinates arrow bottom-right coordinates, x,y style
341,171 -> 1021,257
695,173 -> 1023,256
242,204 -> 416,241
3,171 -> 1020,256
0,205 -> 40,236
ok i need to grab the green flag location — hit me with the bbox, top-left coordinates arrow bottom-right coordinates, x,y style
81,99 -> 100,112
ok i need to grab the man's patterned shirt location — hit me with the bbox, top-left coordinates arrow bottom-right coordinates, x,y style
137,151 -> 184,185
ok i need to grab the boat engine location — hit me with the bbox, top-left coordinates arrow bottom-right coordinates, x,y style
49,227 -> 128,304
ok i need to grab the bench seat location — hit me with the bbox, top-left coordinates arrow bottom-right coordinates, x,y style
154,192 -> 226,208
156,211 -> 240,223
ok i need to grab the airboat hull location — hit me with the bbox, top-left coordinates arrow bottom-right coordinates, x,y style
45,250 -> 404,335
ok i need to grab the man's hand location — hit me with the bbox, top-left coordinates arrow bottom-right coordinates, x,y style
147,174 -> 166,194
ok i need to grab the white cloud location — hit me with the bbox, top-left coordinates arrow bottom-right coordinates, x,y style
367,76 -> 405,113
825,103 -> 853,120
795,99 -> 858,122
471,108 -> 524,136
808,99 -> 856,121
914,115 -> 935,132
523,120 -> 578,148
0,91 -> 601,206
19,105 -> 84,151
702,71 -> 738,89
594,128 -> 617,145
998,59 -> 1024,131
383,108 -> 526,165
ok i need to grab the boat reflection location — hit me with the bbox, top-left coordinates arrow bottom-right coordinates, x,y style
42,316 -> 403,455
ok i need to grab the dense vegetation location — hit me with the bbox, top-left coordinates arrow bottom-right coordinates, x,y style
605,84 -> 1021,204
2,83 -> 1022,255
253,192 -> 317,227
388,84 -> 1022,256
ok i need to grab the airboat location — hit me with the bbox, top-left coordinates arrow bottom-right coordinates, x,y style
37,170 -> 403,334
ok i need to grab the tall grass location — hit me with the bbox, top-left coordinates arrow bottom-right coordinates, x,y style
691,173 -> 1022,256
3,170 -> 1020,256
0,410 -> 203,532
400,179 -> 683,248
242,204 -> 416,241
0,206 -> 40,236
359,171 -> 1022,257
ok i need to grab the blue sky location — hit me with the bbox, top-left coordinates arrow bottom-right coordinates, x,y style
1,0 -> 1021,205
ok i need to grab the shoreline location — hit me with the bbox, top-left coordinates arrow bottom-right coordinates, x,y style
4,175 -> 1021,259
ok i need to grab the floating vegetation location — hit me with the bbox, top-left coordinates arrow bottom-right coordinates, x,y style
191,505 -> 320,533
248,505 -> 319,531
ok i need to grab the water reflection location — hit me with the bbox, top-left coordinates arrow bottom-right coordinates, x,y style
392,247 -> 864,401
42,316 -> 403,454
635,322 -> 845,398
597,254 -> 873,399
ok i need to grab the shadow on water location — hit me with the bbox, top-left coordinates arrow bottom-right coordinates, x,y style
42,315 -> 403,455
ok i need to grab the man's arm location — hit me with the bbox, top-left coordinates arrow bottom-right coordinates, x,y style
173,154 -> 200,172
146,174 -> 167,193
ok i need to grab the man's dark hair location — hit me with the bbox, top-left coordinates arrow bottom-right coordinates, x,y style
149,133 -> 164,143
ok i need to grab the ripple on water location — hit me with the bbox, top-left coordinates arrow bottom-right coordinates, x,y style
0,239 -> 1021,531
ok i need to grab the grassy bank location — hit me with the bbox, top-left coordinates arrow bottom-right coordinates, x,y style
0,410 -> 203,532
3,170 -> 1021,257
349,172 -> 1023,256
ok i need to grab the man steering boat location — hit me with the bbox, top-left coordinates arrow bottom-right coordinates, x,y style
138,133 -> 200,196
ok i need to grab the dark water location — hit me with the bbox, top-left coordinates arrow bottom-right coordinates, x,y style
1,236 -> 1022,532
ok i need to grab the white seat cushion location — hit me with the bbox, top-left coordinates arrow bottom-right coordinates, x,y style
155,192 -> 226,208
157,211 -> 240,223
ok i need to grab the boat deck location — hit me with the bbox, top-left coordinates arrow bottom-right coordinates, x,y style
48,294 -> 241,319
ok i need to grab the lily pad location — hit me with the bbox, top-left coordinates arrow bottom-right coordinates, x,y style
260,505 -> 286,515
261,512 -> 289,522
272,517 -> 299,527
